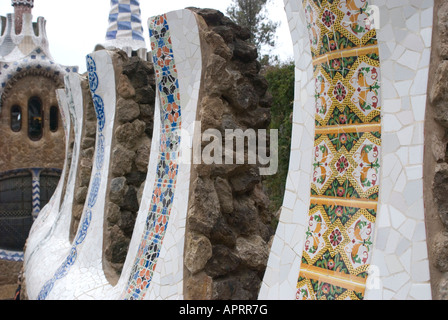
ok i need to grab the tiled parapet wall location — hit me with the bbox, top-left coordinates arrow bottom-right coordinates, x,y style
122,9 -> 273,300
21,74 -> 78,300
260,0 -> 433,300
23,9 -> 204,300
23,8 -> 274,300
69,77 -> 97,241
120,13 -> 185,299
23,73 -> 90,300
23,78 -> 74,264
24,51 -> 118,300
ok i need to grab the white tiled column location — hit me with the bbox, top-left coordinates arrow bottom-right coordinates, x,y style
365,0 -> 433,300
260,0 -> 433,300
259,0 -> 316,300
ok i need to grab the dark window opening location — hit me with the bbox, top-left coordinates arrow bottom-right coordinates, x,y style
28,96 -> 43,140
49,106 -> 58,132
11,105 -> 22,132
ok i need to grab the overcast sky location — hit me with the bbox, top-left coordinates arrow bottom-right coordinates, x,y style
0,0 -> 293,73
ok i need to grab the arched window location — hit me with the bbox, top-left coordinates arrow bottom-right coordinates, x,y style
28,96 -> 43,140
10,105 -> 22,132
49,106 -> 58,132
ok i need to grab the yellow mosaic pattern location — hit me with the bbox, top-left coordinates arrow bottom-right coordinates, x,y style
296,0 -> 381,300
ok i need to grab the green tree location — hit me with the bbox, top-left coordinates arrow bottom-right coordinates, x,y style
226,0 -> 279,63
262,60 -> 295,217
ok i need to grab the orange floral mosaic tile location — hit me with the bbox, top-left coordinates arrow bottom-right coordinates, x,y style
296,0 -> 381,300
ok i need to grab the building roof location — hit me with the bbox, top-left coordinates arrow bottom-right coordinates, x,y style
0,5 -> 77,110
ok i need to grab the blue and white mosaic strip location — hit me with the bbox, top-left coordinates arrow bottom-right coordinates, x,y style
0,250 -> 24,262
106,0 -> 145,42
24,9 -> 202,300
36,54 -> 105,300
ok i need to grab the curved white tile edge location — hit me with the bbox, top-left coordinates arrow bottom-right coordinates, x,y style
23,84 -> 70,259
28,50 -> 116,300
366,0 -> 433,300
144,9 -> 202,301
24,9 -> 202,300
22,51 -> 111,299
24,72 -> 82,270
259,0 -> 315,300
259,0 -> 433,300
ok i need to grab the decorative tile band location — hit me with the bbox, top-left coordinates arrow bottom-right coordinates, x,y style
0,249 -> 24,262
314,123 -> 381,135
312,45 -> 379,66
122,14 -> 181,300
314,54 -> 381,127
304,0 -> 377,58
36,54 -> 106,300
299,263 -> 367,293
31,169 -> 41,220
296,0 -> 381,300
24,86 -> 73,264
310,196 -> 378,211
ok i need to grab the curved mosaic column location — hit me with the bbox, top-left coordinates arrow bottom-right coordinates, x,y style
23,76 -> 73,261
366,0 -> 433,300
120,9 -> 202,300
24,73 -> 85,298
28,51 -> 116,300
24,9 -> 202,300
260,0 -> 432,300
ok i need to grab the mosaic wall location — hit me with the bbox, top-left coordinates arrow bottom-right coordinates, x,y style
122,13 -> 182,300
21,1 -> 434,300
33,52 -> 113,300
120,9 -> 202,300
260,0 -> 433,300
136,9 -> 202,300
24,9 -> 202,300
296,0 -> 381,300
24,75 -> 75,264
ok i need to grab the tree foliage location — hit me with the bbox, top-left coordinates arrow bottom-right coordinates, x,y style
226,0 -> 279,55
262,61 -> 295,215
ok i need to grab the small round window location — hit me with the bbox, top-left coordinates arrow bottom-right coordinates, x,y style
28,97 -> 43,140
49,106 -> 58,132
11,105 -> 22,132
